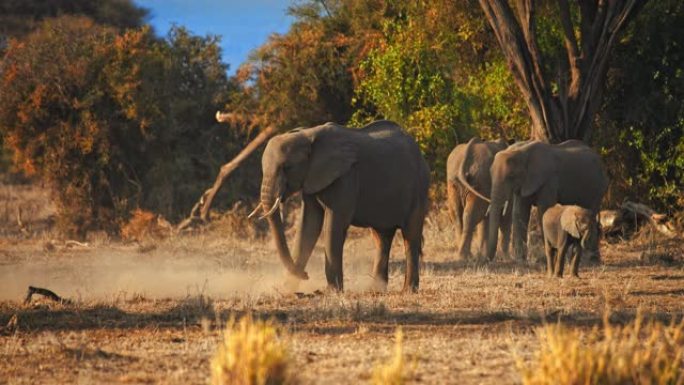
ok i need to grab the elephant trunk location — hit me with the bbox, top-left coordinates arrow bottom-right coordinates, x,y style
458,138 -> 491,203
260,174 -> 309,280
486,185 -> 509,260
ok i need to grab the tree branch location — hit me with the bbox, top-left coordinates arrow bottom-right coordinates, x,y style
176,114 -> 277,232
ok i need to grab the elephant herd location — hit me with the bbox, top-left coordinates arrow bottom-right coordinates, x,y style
248,120 -> 608,292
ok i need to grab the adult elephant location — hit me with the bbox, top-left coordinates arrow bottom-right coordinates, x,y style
446,137 -> 511,259
465,140 -> 608,261
249,120 -> 430,291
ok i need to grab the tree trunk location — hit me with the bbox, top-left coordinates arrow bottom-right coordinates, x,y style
477,0 -> 647,142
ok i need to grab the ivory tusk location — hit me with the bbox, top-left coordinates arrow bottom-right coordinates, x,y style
247,203 -> 263,219
259,197 -> 281,220
215,111 -> 221,122
502,200 -> 509,217
485,205 -> 491,217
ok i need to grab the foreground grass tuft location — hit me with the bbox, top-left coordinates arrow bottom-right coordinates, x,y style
211,316 -> 296,385
372,328 -> 414,385
518,313 -> 684,385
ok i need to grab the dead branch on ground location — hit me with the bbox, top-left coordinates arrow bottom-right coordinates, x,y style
24,286 -> 73,305
601,201 -> 679,238
176,113 -> 276,232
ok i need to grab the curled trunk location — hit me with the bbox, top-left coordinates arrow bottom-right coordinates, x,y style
260,176 -> 308,279
265,211 -> 308,280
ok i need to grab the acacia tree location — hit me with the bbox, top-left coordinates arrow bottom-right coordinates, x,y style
478,0 -> 648,142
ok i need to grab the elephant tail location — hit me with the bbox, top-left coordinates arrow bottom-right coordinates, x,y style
458,137 -> 491,203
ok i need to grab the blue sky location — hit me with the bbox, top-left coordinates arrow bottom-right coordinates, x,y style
136,0 -> 294,74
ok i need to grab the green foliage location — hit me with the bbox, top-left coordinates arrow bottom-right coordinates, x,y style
350,0 -> 528,178
0,16 -> 247,236
596,0 -> 684,211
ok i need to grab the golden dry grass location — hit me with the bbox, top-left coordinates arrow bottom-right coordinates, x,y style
211,316 -> 296,385
518,311 -> 684,385
371,328 -> 415,385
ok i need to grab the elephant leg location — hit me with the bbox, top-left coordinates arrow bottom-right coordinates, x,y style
371,228 -> 395,287
554,241 -> 569,278
512,197 -> 532,261
401,206 -> 424,292
544,241 -> 555,276
322,208 -> 352,291
458,196 -> 478,260
499,205 -> 512,257
293,195 -> 324,271
447,183 -> 463,254
570,244 -> 582,277
474,217 -> 487,258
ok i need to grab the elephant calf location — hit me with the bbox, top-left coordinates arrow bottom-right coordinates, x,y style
542,204 -> 599,277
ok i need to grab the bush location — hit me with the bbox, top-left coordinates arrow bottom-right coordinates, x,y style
211,316 -> 296,385
372,328 -> 414,385
518,314 -> 684,385
0,16 -> 251,237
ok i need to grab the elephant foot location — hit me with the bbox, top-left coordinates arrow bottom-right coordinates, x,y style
325,283 -> 343,293
369,276 -> 388,292
283,274 -> 303,292
402,284 -> 418,293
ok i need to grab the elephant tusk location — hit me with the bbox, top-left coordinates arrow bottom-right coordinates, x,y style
502,200 -> 509,217
215,111 -> 221,122
485,205 -> 491,217
259,197 -> 281,220
247,203 -> 263,219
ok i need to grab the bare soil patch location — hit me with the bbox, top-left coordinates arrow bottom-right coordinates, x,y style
1,219 -> 682,384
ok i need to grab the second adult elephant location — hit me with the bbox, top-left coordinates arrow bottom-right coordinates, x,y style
473,140 -> 608,261
446,137 -> 511,259
250,120 -> 430,291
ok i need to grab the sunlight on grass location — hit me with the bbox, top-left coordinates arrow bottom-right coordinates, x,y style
518,312 -> 684,385
211,316 -> 296,385
372,328 -> 415,385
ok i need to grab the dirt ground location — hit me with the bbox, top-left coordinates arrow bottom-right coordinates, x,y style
1,211 -> 683,384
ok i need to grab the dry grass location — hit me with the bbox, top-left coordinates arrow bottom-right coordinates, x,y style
371,328 -> 414,385
0,200 -> 683,384
211,316 -> 296,385
518,311 -> 684,385
120,208 -> 172,242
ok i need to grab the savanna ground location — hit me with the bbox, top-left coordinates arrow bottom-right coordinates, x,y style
1,182 -> 683,384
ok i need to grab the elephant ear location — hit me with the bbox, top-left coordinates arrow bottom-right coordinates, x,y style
520,145 -> 556,197
560,208 -> 581,238
303,131 -> 358,194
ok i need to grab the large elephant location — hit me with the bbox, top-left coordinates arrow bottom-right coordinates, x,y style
469,140 -> 608,261
446,137 -> 511,259
250,120 -> 430,291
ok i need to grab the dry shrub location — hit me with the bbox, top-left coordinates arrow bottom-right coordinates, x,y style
210,202 -> 268,239
372,328 -> 415,385
518,313 -> 684,385
211,316 -> 296,385
120,209 -> 172,242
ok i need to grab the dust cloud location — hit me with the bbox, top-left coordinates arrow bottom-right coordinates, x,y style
0,251 -> 333,302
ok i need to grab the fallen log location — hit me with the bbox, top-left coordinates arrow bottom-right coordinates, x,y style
600,201 -> 679,238
621,201 -> 678,238
24,286 -> 73,305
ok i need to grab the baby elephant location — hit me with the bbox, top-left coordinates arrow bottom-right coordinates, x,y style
542,204 -> 599,278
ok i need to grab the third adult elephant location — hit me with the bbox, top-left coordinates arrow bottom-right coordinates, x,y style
476,140 -> 607,261
446,137 -> 511,259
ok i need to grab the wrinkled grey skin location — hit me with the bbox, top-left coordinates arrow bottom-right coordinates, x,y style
446,137 -> 511,259
470,140 -> 607,261
542,204 -> 599,277
254,120 -> 430,292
